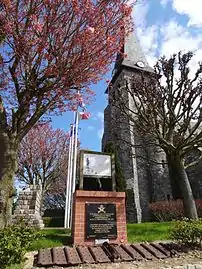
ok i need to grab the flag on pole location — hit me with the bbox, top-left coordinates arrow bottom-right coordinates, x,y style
78,97 -> 86,109
79,111 -> 91,120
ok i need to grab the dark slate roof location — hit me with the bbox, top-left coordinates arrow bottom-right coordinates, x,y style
105,33 -> 155,93
121,33 -> 154,73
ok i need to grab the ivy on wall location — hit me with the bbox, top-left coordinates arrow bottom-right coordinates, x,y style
104,142 -> 126,192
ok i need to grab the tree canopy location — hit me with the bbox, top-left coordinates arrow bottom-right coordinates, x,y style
0,0 -> 133,141
17,123 -> 69,193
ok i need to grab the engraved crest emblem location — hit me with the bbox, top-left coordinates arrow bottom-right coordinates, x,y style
98,205 -> 106,214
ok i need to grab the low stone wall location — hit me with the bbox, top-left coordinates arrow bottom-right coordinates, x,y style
13,185 -> 44,228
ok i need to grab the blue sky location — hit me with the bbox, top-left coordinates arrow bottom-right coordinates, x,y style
51,0 -> 202,152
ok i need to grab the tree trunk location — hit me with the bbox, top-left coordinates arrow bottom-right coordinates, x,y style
167,153 -> 198,220
167,155 -> 182,199
0,132 -> 19,228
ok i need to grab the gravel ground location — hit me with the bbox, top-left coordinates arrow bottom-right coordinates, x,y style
25,250 -> 202,269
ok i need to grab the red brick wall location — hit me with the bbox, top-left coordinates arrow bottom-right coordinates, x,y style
72,190 -> 127,246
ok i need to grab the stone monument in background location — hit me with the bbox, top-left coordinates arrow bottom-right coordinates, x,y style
13,185 -> 44,228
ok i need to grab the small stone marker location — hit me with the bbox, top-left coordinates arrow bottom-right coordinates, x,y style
12,185 -> 44,228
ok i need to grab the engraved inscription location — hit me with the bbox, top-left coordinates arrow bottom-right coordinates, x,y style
86,203 -> 117,239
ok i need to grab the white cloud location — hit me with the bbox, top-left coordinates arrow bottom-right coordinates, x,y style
160,0 -> 169,7
161,34 -> 200,57
96,112 -> 104,122
96,112 -> 104,139
158,19 -> 202,78
188,49 -> 202,78
161,20 -> 184,41
90,112 -> 104,138
91,111 -> 104,122
172,0 -> 202,27
138,26 -> 158,53
132,1 -> 202,75
158,19 -> 202,79
132,1 -> 149,29
160,21 -> 201,57
132,2 -> 159,67
98,128 -> 103,139
137,25 -> 159,66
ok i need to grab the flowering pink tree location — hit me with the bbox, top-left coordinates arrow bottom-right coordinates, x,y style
43,163 -> 68,210
17,123 -> 69,211
0,0 -> 133,226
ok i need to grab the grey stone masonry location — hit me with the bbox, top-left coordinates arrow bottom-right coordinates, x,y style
12,185 -> 44,229
102,32 -> 172,222
103,30 -> 202,223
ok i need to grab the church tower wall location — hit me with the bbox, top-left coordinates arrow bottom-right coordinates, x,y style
102,34 -> 172,222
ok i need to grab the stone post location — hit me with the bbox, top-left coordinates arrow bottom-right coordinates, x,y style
12,185 -> 44,228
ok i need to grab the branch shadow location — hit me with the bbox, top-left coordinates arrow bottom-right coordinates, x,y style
44,234 -> 73,246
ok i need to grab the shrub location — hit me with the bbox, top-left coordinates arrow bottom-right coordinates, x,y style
0,223 -> 40,268
104,142 -> 126,192
149,200 -> 184,221
43,216 -> 52,227
43,209 -> 64,217
43,216 -> 64,227
149,199 -> 202,222
169,219 -> 202,246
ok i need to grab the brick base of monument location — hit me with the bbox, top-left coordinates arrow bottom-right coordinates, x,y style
72,190 -> 127,246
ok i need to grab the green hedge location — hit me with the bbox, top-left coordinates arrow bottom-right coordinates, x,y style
43,217 -> 64,227
104,142 -> 126,192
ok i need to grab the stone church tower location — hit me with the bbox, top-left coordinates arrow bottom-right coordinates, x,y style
102,33 -> 172,223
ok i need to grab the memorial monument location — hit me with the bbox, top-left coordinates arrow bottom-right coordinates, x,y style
13,185 -> 44,228
71,150 -> 127,246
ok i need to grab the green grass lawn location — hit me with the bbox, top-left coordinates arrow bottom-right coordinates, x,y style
29,222 -> 172,251
127,222 -> 172,243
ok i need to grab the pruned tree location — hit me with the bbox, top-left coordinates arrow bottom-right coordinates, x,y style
113,51 -> 202,219
0,0 -> 133,226
43,172 -> 67,210
17,122 -> 69,211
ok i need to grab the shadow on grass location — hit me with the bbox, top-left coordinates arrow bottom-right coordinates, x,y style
41,228 -> 71,235
43,234 -> 73,245
29,229 -> 72,251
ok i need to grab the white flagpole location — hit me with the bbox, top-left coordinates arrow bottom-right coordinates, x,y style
72,111 -> 79,194
66,90 -> 81,228
67,117 -> 75,228
69,111 -> 79,227
64,127 -> 73,228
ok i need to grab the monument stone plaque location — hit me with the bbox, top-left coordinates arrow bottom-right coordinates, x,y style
86,203 -> 117,239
